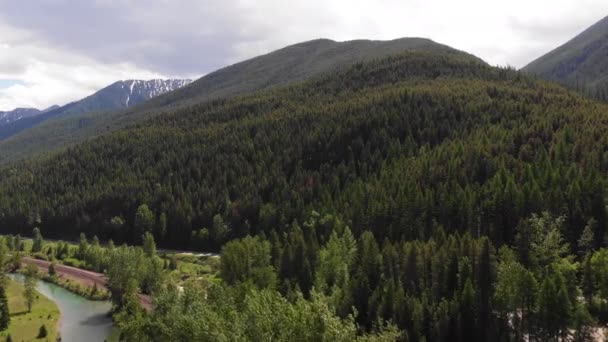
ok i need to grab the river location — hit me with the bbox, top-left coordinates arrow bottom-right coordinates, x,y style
8,273 -> 115,341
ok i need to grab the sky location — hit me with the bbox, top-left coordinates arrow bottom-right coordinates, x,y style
0,0 -> 606,111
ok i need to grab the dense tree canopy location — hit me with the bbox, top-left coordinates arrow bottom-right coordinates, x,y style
1,51 -> 606,256
2,48 -> 608,340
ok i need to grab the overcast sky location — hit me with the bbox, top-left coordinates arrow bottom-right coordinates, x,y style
0,0 -> 606,111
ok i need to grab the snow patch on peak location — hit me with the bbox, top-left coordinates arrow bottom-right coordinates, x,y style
120,79 -> 192,108
0,107 -> 42,126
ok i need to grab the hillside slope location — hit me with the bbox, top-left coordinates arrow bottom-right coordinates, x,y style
0,79 -> 191,142
0,38 -> 479,164
4,45 -> 608,342
0,108 -> 41,127
1,47 -> 605,255
523,15 -> 608,97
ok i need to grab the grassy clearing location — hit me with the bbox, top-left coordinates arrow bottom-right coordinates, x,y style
165,253 -> 221,287
0,278 -> 59,341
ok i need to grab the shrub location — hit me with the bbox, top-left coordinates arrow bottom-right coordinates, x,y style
33,253 -> 48,261
37,324 -> 47,338
48,262 -> 57,276
63,258 -> 83,268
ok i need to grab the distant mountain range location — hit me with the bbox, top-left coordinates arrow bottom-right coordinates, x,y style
0,79 -> 191,141
523,15 -> 608,98
0,108 -> 43,126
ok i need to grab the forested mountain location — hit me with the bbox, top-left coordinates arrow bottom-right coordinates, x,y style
0,79 -> 191,149
131,38 -> 480,110
0,48 -> 495,244
0,108 -> 42,127
2,46 -> 605,250
0,38 -> 473,164
523,15 -> 608,100
4,42 -> 608,340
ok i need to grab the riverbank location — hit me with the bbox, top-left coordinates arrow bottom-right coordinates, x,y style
22,257 -> 152,310
21,257 -> 110,301
0,278 -> 60,341
10,273 -> 116,341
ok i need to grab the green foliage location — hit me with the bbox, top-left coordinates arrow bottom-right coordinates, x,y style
494,247 -> 537,338
315,226 -> 357,294
578,218 -> 596,257
30,228 -> 43,254
0,50 -> 530,251
41,273 -> 110,301
106,246 -> 146,308
516,212 -> 570,271
590,249 -> 608,301
142,232 -> 156,258
78,233 -> 88,260
37,324 -> 47,338
48,262 -> 56,277
2,39 -> 608,340
536,271 -> 572,341
220,236 -> 276,289
0,284 -> 9,330
135,205 -> 155,241
105,244 -> 164,309
23,265 -> 38,312
117,282 -> 398,342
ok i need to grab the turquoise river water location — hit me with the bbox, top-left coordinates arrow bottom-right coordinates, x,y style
9,273 -> 115,341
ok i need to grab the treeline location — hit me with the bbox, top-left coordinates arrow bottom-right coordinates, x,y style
1,50 -> 606,255
114,210 -> 608,341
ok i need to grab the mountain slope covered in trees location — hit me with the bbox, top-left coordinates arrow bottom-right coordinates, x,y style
523,15 -> 608,100
3,43 -> 608,340
0,79 -> 190,160
0,38 -> 474,164
0,47 -> 605,252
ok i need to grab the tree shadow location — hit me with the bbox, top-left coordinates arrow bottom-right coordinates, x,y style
78,313 -> 112,327
10,310 -> 29,317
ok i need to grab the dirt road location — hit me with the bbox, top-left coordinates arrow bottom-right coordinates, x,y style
22,257 -> 152,310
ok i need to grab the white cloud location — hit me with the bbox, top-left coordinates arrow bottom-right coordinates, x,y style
0,0 -> 606,110
0,42 -> 164,110
227,0 -> 608,68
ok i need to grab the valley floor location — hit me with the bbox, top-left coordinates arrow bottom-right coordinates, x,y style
0,278 -> 59,341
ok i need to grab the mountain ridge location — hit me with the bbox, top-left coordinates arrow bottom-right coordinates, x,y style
523,15 -> 608,97
0,108 -> 41,127
0,37 -> 482,164
0,78 -> 191,141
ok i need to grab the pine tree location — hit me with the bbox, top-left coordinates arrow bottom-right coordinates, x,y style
460,278 -> 478,341
48,262 -> 57,277
476,237 -> 494,340
142,232 -> 156,258
578,219 -> 596,257
0,284 -> 9,330
78,233 -> 88,260
581,254 -> 594,302
31,227 -> 43,253
23,264 -> 38,312
37,324 -> 47,338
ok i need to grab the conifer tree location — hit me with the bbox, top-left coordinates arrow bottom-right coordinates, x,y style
0,284 -> 9,330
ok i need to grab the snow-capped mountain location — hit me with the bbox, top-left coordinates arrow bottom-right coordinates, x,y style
0,108 -> 42,126
114,79 -> 192,108
0,79 -> 192,141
